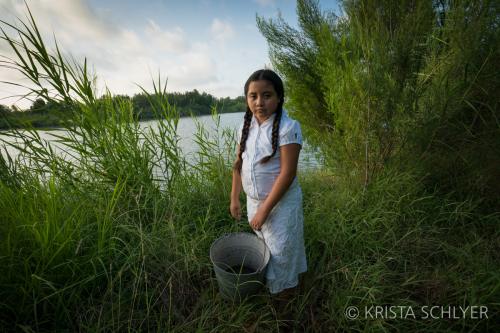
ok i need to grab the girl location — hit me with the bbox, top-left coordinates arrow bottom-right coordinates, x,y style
230,69 -> 307,295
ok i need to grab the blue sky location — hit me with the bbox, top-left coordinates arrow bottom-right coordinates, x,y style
0,0 -> 340,108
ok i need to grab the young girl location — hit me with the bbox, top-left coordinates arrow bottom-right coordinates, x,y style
230,69 -> 307,295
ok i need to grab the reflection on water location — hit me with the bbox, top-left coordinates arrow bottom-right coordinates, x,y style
0,112 -> 320,170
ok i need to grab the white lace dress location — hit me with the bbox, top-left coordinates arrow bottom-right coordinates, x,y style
238,110 -> 307,294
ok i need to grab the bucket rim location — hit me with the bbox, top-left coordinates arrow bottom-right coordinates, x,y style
209,231 -> 269,274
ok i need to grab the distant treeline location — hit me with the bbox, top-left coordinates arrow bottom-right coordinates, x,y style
0,89 -> 246,129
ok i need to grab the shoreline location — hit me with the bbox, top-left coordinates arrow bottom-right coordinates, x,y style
0,110 -> 245,132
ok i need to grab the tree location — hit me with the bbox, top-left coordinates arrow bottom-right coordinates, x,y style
258,0 -> 500,200
30,98 -> 46,112
0,104 -> 11,114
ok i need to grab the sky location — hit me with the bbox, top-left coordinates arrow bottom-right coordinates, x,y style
0,0 -> 340,108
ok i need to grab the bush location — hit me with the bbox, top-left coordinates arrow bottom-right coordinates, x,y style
258,0 -> 500,207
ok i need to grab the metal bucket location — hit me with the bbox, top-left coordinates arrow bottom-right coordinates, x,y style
210,232 -> 270,301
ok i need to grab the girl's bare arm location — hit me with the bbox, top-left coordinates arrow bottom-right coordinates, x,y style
231,169 -> 243,201
251,143 -> 300,228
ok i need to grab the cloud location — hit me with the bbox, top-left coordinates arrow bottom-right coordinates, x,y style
210,18 -> 235,43
254,0 -> 276,7
2,0 -> 119,43
145,20 -> 188,53
1,0 -> 268,108
169,52 -> 217,87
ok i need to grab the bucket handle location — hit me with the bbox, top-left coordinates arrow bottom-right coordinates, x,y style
255,229 -> 268,273
236,220 -> 268,274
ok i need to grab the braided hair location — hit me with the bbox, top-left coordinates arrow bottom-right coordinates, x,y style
233,69 -> 284,173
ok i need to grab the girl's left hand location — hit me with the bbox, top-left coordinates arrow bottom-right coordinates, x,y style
250,209 -> 268,230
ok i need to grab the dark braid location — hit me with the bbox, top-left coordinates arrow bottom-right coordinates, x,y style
234,68 -> 285,172
233,108 -> 252,173
260,106 -> 282,163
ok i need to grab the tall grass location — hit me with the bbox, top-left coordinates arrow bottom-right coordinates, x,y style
300,168 -> 499,331
0,5 -> 499,332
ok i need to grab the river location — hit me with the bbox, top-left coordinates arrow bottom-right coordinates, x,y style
0,112 -> 320,169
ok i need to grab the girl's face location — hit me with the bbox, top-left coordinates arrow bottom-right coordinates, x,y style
246,80 -> 280,124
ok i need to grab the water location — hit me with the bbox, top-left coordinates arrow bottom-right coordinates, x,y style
0,112 -> 320,169
225,265 -> 255,275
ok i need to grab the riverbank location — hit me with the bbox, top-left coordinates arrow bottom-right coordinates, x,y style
0,107 -> 244,131
0,103 -> 497,332
0,162 -> 497,332
0,92 -> 245,130
0,111 -> 242,131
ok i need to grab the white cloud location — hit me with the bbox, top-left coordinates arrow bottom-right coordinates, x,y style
170,52 -> 217,86
210,18 -> 235,43
254,0 -> 276,7
0,0 -> 272,109
0,0 -> 127,106
6,0 -> 119,43
145,20 -> 187,53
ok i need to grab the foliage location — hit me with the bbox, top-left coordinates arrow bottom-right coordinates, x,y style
0,93 -> 245,130
0,104 -> 11,114
0,9 -> 236,330
131,90 -> 245,119
0,5 -> 244,130
257,0 -> 500,205
30,98 -> 46,111
0,3 -> 498,332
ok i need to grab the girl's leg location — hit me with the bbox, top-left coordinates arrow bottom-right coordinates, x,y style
271,285 -> 300,332
271,273 -> 307,331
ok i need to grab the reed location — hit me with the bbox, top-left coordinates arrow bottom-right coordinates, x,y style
0,4 -> 498,332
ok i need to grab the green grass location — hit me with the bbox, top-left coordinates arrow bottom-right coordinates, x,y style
1,153 -> 498,332
0,6 -> 499,332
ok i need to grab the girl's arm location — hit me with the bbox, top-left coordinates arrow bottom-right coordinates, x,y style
250,143 -> 300,230
230,145 -> 243,220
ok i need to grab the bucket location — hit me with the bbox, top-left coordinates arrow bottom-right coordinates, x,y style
210,232 -> 270,301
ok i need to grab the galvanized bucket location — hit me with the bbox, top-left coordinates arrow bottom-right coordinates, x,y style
210,232 -> 270,301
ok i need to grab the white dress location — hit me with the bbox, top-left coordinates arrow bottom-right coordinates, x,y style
238,109 -> 307,294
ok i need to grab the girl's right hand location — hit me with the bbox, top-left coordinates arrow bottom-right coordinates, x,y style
230,200 -> 241,221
